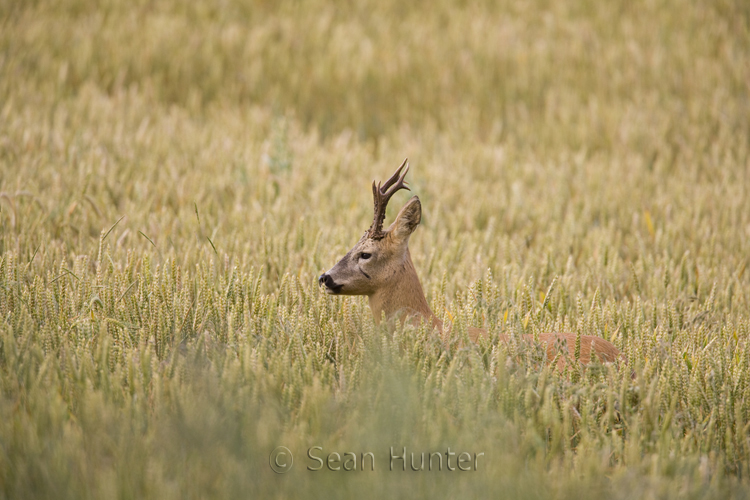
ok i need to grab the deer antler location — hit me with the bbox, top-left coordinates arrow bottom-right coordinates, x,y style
366,158 -> 411,239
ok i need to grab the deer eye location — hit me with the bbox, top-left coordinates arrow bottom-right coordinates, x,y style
360,253 -> 372,260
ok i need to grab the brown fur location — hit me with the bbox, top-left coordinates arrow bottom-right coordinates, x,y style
368,247 -> 434,324
469,328 -> 621,367
320,168 -> 622,367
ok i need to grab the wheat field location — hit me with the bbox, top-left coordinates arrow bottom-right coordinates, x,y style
1,0 -> 750,498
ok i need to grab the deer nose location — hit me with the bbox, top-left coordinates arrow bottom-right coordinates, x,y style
319,273 -> 333,288
319,273 -> 342,293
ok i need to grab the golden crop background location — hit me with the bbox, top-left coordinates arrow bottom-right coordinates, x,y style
1,0 -> 750,498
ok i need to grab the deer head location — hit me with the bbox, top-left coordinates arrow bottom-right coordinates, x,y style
319,159 -> 434,323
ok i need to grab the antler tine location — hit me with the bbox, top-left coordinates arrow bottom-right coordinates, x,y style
379,158 -> 409,192
367,159 -> 411,239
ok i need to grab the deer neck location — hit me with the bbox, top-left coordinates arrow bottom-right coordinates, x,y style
368,248 -> 436,326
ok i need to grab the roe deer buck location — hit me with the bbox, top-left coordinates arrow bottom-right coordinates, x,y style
319,159 -> 621,366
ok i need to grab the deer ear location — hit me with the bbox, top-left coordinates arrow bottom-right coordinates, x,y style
390,196 -> 421,243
